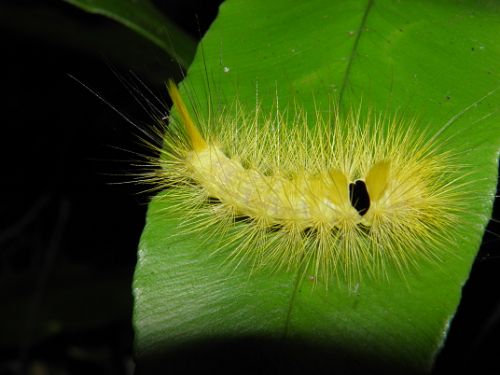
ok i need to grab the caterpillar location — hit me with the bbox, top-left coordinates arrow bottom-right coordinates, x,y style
139,79 -> 469,286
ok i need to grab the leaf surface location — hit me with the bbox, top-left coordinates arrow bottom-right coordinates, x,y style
133,0 -> 500,372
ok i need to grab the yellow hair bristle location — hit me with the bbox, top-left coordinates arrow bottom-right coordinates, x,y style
166,79 -> 207,152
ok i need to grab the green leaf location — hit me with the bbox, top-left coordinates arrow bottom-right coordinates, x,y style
133,0 -> 500,373
62,0 -> 197,68
0,1 -> 179,85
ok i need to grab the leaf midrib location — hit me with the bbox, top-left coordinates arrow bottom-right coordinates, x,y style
282,0 -> 374,337
338,0 -> 374,105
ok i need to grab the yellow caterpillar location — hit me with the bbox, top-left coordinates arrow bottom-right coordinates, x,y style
140,79 -> 466,285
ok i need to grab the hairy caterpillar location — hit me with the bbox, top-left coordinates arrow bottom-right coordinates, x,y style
138,79 -> 471,285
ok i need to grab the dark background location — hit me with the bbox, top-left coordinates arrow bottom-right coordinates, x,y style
0,1 -> 498,374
